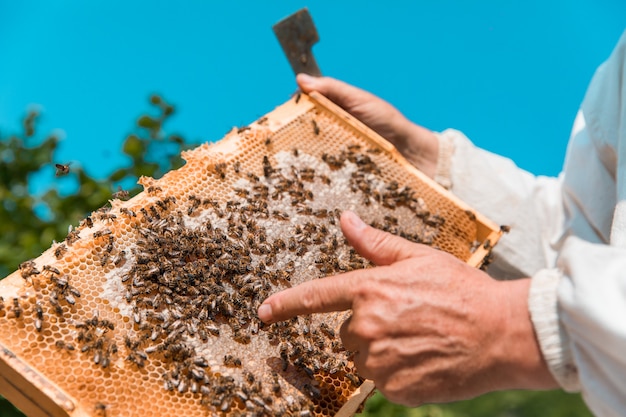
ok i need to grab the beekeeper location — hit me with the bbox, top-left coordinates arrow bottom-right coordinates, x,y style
258,30 -> 626,416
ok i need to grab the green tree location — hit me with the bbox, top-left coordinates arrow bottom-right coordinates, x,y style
0,97 -> 592,417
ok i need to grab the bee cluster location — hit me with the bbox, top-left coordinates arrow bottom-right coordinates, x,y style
102,142 -> 442,415
0,97 -> 492,417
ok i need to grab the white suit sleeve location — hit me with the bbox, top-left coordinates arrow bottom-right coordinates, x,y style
435,30 -> 626,417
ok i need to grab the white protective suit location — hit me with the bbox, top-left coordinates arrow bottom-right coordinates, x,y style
435,31 -> 626,417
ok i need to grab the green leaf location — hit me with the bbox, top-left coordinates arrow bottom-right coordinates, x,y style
137,115 -> 160,130
123,134 -> 144,158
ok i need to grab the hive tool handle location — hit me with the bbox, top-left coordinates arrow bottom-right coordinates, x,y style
273,8 -> 322,76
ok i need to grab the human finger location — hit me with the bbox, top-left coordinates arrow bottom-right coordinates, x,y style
296,74 -> 380,113
257,271 -> 363,323
340,210 -> 429,266
339,314 -> 360,353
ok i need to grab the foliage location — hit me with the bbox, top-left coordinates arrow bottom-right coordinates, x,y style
359,390 -> 592,417
0,95 -> 188,278
0,98 -> 592,416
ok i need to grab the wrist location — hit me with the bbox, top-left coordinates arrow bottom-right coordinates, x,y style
493,278 -> 559,390
394,120 -> 439,178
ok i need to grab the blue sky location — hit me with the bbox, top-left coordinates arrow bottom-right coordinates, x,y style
1,1 -> 625,185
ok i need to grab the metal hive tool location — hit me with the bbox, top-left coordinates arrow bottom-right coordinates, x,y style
0,92 -> 502,417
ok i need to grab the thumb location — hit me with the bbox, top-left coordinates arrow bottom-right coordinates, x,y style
341,210 -> 428,266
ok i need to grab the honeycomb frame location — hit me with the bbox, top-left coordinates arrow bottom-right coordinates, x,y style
0,92 -> 502,417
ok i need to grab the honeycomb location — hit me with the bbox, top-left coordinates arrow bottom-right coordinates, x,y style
0,92 -> 501,417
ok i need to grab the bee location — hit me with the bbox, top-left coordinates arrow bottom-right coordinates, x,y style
54,243 -> 68,259
93,228 -> 112,239
345,372 -> 360,386
232,160 -> 241,174
215,162 -> 227,180
112,186 -> 130,200
247,172 -> 259,183
464,209 -> 477,221
19,260 -> 40,279
319,322 -> 335,338
146,186 -> 162,195
65,229 -> 81,245
311,120 -> 320,135
303,383 -> 321,399
80,216 -> 94,229
262,155 -> 274,177
223,354 -> 242,367
148,205 -> 160,220
233,331 -> 251,345
319,174 -> 331,185
500,224 -> 511,233
113,251 -> 126,267
264,135 -> 272,146
293,148 -> 299,157
206,325 -> 220,336
54,163 -> 71,177
294,91 -> 302,104
55,340 -> 75,352
483,239 -> 492,250
94,402 -> 107,417
43,265 -> 61,275
272,211 -> 289,221
11,298 -> 22,318
237,125 -> 250,134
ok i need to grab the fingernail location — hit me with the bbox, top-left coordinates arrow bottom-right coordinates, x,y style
345,211 -> 366,231
258,303 -> 273,322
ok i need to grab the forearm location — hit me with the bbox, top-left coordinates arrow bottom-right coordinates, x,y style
436,129 -> 565,279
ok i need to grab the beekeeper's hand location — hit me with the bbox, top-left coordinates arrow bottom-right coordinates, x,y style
258,210 -> 558,406
296,74 -> 439,178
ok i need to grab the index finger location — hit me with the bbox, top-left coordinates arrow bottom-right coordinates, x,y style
258,271 -> 362,324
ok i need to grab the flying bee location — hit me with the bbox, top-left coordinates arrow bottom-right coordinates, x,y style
54,163 -> 71,177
